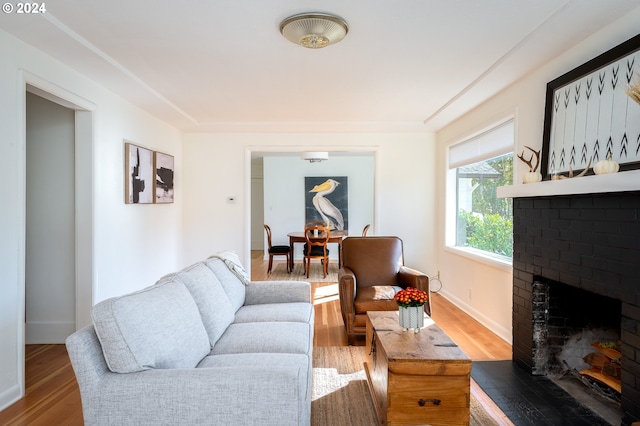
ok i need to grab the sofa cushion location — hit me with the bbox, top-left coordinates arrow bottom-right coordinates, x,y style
205,257 -> 246,311
244,281 -> 311,305
197,352 -> 307,369
197,352 -> 312,400
234,303 -> 313,324
92,280 -> 210,373
173,262 -> 236,347
211,322 -> 311,356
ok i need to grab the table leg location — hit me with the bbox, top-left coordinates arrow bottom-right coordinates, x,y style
289,238 -> 294,271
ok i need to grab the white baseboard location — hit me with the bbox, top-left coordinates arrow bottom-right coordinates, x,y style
25,321 -> 75,344
438,290 -> 513,345
0,383 -> 22,412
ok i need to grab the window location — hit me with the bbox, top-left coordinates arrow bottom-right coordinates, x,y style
448,119 -> 514,261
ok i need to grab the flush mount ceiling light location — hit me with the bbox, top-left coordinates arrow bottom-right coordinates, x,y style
280,13 -> 348,49
301,152 -> 329,163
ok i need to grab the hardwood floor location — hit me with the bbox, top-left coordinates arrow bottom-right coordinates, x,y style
0,345 -> 83,426
0,256 -> 513,425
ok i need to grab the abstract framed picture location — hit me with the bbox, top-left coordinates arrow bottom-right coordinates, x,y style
153,151 -> 175,204
305,176 -> 348,232
541,33 -> 640,180
124,142 -> 154,204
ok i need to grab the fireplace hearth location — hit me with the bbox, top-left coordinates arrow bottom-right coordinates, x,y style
512,191 -> 640,426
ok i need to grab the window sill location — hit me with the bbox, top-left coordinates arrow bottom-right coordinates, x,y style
444,246 -> 512,272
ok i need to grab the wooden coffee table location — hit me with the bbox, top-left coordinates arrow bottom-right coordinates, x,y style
364,311 -> 472,425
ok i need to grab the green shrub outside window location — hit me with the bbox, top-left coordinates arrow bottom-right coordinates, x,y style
455,153 -> 513,259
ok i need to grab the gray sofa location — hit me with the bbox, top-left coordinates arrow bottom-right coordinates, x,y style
66,252 -> 314,426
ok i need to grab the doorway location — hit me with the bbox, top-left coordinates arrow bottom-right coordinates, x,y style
21,76 -> 95,334
25,92 -> 75,343
247,149 -> 377,272
22,78 -> 95,336
10,72 -> 95,406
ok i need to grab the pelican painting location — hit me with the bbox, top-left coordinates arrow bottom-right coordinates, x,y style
306,177 -> 347,231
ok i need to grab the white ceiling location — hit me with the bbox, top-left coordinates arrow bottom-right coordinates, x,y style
1,1 -> 638,133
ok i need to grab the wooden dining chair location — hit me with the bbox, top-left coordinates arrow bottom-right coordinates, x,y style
303,225 -> 330,278
264,224 -> 291,274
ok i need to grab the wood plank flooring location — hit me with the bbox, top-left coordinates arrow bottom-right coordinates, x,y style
0,256 -> 513,425
0,345 -> 83,426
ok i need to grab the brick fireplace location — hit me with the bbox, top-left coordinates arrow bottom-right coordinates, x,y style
512,191 -> 640,425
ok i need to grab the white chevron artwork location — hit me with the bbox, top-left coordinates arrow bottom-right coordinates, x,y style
544,36 -> 640,177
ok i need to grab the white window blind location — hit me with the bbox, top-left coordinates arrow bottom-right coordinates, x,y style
449,119 -> 514,169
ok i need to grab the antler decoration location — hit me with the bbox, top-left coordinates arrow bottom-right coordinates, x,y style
517,146 -> 540,172
554,156 -> 593,179
626,69 -> 640,106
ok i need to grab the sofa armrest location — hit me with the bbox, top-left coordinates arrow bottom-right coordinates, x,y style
398,266 -> 431,315
65,325 -> 111,397
87,366 -> 306,426
245,280 -> 311,305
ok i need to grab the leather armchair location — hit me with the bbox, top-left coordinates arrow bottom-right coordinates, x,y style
338,236 -> 430,345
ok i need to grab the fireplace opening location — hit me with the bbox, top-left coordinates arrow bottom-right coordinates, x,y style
532,277 -> 623,424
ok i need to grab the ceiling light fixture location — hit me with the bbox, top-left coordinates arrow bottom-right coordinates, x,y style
301,152 -> 329,163
280,13 -> 348,49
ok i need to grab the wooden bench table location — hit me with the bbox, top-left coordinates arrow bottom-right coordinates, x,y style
364,311 -> 472,425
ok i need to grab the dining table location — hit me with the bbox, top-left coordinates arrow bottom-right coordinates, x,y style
287,230 -> 347,271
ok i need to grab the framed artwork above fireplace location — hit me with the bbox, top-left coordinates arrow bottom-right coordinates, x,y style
541,33 -> 640,180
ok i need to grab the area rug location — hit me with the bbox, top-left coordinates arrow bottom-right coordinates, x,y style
311,346 -> 500,426
270,262 -> 338,283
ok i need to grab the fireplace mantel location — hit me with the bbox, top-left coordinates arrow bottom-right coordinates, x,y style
498,169 -> 640,198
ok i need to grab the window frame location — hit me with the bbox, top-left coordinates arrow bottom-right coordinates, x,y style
445,118 -> 515,269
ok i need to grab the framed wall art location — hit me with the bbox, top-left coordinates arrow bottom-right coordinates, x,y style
305,176 -> 348,232
124,142 -> 154,204
541,33 -> 640,180
153,151 -> 175,203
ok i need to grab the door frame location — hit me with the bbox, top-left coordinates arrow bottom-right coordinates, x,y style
243,146 -> 380,275
18,70 -> 95,393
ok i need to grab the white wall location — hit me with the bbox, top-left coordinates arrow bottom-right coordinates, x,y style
181,133 -> 438,278
262,154 -> 374,260
0,29 -> 182,410
434,9 -> 640,344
